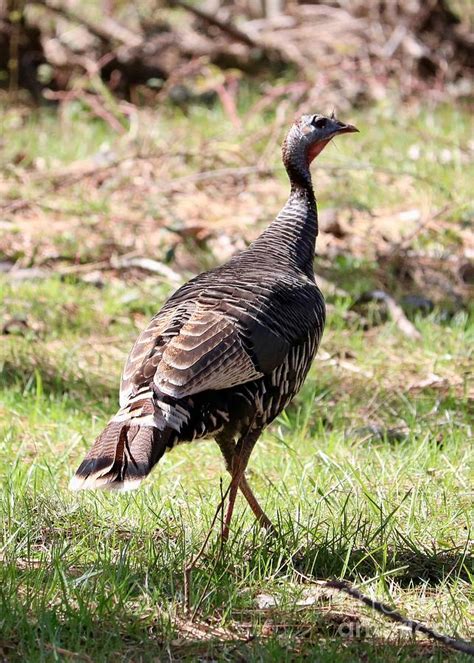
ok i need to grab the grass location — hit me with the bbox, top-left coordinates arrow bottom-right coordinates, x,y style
0,94 -> 473,661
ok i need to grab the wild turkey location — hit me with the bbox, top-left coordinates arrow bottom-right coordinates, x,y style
70,113 -> 358,539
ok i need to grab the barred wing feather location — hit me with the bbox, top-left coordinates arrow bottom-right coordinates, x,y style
120,304 -> 264,404
157,309 -> 263,398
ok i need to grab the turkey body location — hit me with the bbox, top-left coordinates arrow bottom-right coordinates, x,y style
70,112 -> 358,528
122,256 -> 325,452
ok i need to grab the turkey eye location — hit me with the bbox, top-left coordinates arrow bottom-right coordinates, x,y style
312,117 -> 327,129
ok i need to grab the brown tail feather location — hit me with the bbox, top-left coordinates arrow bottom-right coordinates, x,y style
70,421 -> 169,491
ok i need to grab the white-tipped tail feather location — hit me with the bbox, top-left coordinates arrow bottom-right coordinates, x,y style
69,474 -> 143,492
70,417 -> 169,492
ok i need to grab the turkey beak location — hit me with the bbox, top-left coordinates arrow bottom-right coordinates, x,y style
335,122 -> 359,135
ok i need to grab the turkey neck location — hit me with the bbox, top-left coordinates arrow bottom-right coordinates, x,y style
248,167 -> 318,279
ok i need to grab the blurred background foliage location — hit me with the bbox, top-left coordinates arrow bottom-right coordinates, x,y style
1,0 -> 473,107
1,0 -> 473,320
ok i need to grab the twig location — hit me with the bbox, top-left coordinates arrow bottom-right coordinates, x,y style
111,256 -> 182,284
30,0 -> 142,47
294,572 -> 474,656
0,199 -> 31,214
4,267 -> 51,281
171,0 -> 258,48
2,257 -> 182,283
157,165 -> 272,191
318,356 -> 374,378
54,260 -> 110,275
385,204 -> 452,257
356,290 -> 421,340
383,294 -> 421,340
83,93 -> 126,134
214,76 -> 242,129
321,162 -> 453,200
43,644 -> 94,663
324,579 -> 474,657
44,90 -> 126,134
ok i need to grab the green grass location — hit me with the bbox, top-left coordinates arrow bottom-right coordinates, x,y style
0,98 -> 473,661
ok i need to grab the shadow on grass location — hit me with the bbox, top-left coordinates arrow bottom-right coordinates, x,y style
0,354 -> 116,410
251,522 -> 473,588
5,633 -> 468,663
294,544 -> 473,587
0,583 -> 467,663
1,515 -> 472,662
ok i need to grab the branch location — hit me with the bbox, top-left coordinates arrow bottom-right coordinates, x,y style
170,0 -> 293,66
325,579 -> 474,657
170,0 -> 258,48
356,290 -> 421,340
294,571 -> 474,656
30,0 -> 142,48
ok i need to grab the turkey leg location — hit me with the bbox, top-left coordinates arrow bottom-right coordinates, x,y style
220,430 -> 274,541
216,434 -> 275,534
